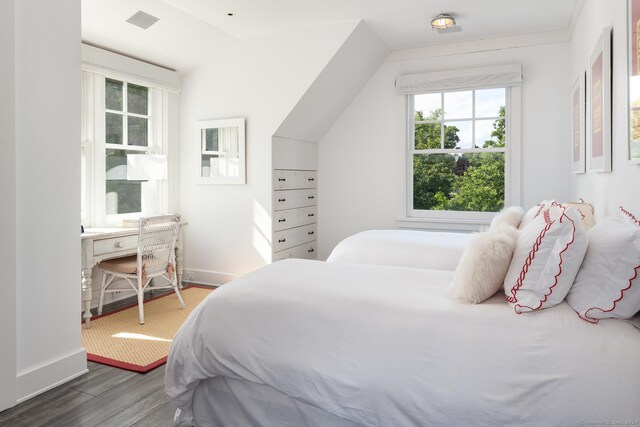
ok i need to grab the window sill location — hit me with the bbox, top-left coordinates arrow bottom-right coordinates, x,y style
396,216 -> 491,232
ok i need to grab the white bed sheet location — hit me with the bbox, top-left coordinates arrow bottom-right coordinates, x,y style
326,230 -> 474,271
166,259 -> 640,427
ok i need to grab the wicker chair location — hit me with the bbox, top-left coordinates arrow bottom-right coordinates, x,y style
97,214 -> 185,324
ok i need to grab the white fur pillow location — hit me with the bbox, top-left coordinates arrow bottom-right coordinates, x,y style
490,206 -> 525,230
450,225 -> 519,304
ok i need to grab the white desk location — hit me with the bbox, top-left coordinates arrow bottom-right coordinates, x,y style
80,225 -> 185,328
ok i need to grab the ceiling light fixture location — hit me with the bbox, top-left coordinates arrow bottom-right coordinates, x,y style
430,13 -> 456,30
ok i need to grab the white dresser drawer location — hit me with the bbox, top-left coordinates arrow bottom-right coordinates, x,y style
273,189 -> 317,211
273,241 -> 317,261
274,170 -> 317,190
93,235 -> 138,256
273,224 -> 316,252
273,206 -> 317,231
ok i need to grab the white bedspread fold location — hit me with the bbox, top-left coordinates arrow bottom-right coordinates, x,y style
166,259 -> 640,426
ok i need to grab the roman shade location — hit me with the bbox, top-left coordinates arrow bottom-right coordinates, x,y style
395,64 -> 522,94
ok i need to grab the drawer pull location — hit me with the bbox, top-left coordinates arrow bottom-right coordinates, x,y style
308,196 -> 315,199
308,248 -> 315,253
278,178 -> 286,182
308,178 -> 315,182
116,241 -> 124,248
308,231 -> 315,235
278,198 -> 286,202
308,213 -> 315,217
278,238 -> 286,243
278,219 -> 286,223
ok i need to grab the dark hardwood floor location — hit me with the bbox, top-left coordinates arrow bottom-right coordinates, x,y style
0,287 -> 202,427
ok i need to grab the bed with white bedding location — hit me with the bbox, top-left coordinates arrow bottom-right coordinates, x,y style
166,258 -> 640,427
326,229 -> 473,271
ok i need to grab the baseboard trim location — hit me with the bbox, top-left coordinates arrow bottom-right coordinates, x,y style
17,348 -> 88,403
182,268 -> 241,287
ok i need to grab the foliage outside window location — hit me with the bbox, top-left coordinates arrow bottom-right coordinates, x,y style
104,78 -> 150,215
411,88 -> 507,213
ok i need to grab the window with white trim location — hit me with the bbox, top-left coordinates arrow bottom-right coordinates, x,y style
398,65 -> 522,225
410,88 -> 507,212
82,72 -> 168,226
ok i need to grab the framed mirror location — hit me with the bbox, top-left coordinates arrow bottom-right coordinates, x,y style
198,118 -> 246,184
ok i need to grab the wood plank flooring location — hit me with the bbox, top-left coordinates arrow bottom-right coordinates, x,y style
0,287 -> 204,427
0,362 -> 185,427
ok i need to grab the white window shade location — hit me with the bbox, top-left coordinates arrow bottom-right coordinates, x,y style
395,64 -> 522,94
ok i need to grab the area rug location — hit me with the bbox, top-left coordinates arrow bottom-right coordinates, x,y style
81,285 -> 214,373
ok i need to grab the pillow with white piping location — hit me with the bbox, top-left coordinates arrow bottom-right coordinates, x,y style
518,199 -> 553,230
565,206 -> 640,323
489,206 -> 525,230
450,224 -> 518,304
503,202 -> 588,314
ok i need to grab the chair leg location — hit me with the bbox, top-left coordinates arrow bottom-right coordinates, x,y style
98,271 -> 108,315
137,278 -> 145,325
172,276 -> 186,309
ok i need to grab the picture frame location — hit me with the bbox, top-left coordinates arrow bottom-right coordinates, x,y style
628,0 -> 640,163
589,27 -> 612,173
197,117 -> 246,184
571,72 -> 586,174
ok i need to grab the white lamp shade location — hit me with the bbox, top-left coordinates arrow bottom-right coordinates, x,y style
127,154 -> 167,180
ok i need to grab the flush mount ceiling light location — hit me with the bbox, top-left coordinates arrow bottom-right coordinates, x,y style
430,13 -> 456,30
126,10 -> 159,30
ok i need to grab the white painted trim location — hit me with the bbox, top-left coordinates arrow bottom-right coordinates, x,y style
387,30 -> 571,63
182,268 -> 242,286
17,348 -> 87,403
81,44 -> 180,92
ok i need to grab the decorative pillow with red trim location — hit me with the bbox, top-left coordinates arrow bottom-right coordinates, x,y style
518,199 -> 553,231
566,206 -> 640,323
503,202 -> 587,313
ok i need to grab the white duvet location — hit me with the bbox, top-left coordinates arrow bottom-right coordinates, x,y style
326,229 -> 474,271
166,259 -> 640,426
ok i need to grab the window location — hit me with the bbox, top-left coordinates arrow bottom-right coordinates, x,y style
396,64 -> 522,228
410,88 -> 507,213
82,72 -> 169,226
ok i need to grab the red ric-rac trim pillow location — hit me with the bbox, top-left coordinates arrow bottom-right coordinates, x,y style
566,206 -> 640,323
503,202 -> 588,313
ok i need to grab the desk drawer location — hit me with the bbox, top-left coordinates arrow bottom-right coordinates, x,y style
273,189 -> 316,211
273,241 -> 317,261
93,235 -> 138,256
274,170 -> 317,190
273,206 -> 317,231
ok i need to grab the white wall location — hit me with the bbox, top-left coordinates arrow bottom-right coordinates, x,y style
318,40 -> 572,259
179,21 -> 363,283
570,0 -> 640,216
13,0 -> 86,402
0,0 -> 18,412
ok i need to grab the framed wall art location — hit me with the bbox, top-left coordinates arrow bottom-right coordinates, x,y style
589,27 -> 612,172
628,0 -> 640,163
571,71 -> 586,174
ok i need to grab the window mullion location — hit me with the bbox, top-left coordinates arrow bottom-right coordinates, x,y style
440,92 -> 444,149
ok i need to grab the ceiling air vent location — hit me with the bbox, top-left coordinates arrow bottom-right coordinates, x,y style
126,10 -> 159,30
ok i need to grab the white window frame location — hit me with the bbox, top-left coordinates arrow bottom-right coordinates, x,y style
82,71 -> 169,227
396,66 -> 522,231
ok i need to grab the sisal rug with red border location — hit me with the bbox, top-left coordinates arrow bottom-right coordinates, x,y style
81,286 -> 214,373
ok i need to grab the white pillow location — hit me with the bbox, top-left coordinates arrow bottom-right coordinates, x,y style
450,224 -> 518,304
518,199 -> 554,230
566,206 -> 640,323
503,202 -> 587,313
489,206 -> 525,230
